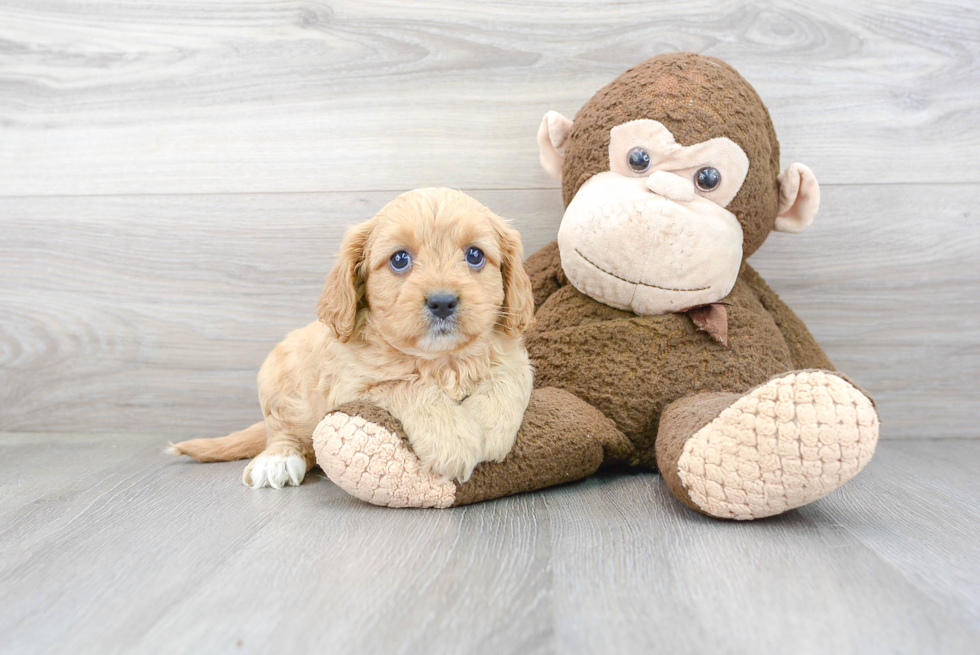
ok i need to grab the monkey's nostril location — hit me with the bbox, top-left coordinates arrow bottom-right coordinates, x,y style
426,293 -> 459,320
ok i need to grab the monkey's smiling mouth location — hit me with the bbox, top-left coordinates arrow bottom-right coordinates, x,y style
574,248 -> 710,293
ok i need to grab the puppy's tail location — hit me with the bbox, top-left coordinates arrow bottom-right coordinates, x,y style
166,421 -> 267,462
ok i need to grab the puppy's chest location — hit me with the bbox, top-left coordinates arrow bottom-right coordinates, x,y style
414,362 -> 482,401
328,358 -> 482,404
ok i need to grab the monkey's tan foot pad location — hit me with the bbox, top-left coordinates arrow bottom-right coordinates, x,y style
312,411 -> 456,508
675,371 -> 879,520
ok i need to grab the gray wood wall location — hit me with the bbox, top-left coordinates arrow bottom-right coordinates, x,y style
1,1 -> 977,439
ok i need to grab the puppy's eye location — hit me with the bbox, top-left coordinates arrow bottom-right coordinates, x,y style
465,246 -> 485,270
628,147 -> 651,174
695,167 -> 721,191
389,250 -> 412,273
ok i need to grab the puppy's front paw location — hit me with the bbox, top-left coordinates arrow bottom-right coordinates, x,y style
424,445 -> 479,483
243,451 -> 307,489
480,423 -> 520,464
411,414 -> 484,483
461,368 -> 531,465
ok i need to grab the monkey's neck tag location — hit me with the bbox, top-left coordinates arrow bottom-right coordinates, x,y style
686,303 -> 729,347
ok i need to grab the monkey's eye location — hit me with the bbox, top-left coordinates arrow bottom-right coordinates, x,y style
695,167 -> 722,191
389,250 -> 412,273
627,147 -> 652,174
465,246 -> 486,270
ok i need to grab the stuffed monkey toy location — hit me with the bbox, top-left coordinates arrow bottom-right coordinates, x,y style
313,53 -> 879,520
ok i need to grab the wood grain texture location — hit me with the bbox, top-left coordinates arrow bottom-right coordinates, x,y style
0,189 -> 563,436
3,3 -> 978,654
0,0 -> 978,196
1,185 -> 976,438
0,433 -> 977,654
751,184 -> 980,439
546,440 -> 980,655
0,432 -> 149,514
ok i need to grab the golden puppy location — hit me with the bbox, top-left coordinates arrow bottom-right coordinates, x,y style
170,188 -> 535,488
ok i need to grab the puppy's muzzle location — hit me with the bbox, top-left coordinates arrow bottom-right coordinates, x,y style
426,292 -> 459,320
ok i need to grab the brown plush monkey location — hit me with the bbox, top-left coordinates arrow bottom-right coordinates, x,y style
313,53 -> 879,520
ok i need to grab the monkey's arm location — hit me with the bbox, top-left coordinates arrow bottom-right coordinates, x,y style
741,264 -> 834,370
524,240 -> 567,311
312,388 -> 636,508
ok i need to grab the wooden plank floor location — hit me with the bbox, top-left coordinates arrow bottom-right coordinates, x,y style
1,433 -> 978,655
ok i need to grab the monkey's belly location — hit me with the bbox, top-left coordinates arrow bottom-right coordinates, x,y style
526,283 -> 794,463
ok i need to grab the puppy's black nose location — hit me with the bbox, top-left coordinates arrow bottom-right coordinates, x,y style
426,293 -> 458,320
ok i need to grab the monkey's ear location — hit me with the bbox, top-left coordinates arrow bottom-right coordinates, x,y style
537,110 -> 573,182
317,219 -> 374,342
774,163 -> 820,233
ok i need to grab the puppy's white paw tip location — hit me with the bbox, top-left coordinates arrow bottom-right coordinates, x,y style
245,454 -> 307,489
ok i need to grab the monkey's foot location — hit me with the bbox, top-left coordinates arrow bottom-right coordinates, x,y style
312,406 -> 456,508
657,370 -> 879,520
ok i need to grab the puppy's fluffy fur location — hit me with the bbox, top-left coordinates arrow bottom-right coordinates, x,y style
170,188 -> 535,488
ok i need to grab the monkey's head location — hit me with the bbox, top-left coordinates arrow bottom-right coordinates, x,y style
538,53 -> 819,315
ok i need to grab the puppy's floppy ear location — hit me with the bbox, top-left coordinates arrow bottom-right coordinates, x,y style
318,219 -> 374,342
489,213 -> 535,335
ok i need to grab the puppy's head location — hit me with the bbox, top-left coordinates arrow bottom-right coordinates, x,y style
318,188 -> 534,354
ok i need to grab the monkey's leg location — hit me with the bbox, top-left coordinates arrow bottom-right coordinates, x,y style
655,370 -> 879,520
312,388 -> 635,508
